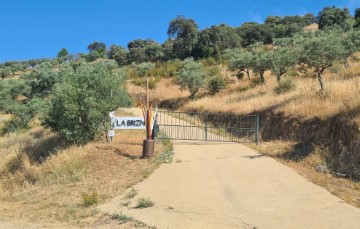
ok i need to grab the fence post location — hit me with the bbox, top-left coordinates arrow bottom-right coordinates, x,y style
205,114 -> 208,142
255,115 -> 259,145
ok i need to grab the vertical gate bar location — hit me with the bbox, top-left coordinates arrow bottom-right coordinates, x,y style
255,115 -> 259,145
205,113 -> 208,142
179,112 -> 181,139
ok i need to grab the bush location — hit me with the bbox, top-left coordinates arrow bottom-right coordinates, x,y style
135,198 -> 154,208
235,72 -> 245,80
206,66 -> 221,77
238,85 -> 251,92
43,61 -> 132,144
131,62 -> 155,77
176,58 -> 205,98
207,76 -> 227,95
274,78 -> 296,94
148,78 -> 157,89
111,213 -> 133,223
82,191 -> 99,207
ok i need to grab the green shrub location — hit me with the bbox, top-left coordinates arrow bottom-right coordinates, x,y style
132,78 -> 144,87
148,78 -> 157,89
111,213 -> 133,223
125,188 -> 138,199
235,72 -> 245,80
200,57 -> 216,66
329,65 -> 341,74
135,198 -> 154,208
82,191 -> 99,207
238,85 -> 251,92
131,62 -> 155,77
207,76 -> 227,95
274,78 -> 296,94
176,58 -> 205,98
165,60 -> 182,77
206,66 -> 221,77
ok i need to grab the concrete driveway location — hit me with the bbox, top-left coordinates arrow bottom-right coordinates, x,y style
99,140 -> 360,229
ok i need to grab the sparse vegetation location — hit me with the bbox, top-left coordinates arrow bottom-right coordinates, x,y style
111,212 -> 133,223
135,198 -> 154,208
155,139 -> 174,163
126,187 -> 138,199
273,78 -> 296,94
82,191 -> 99,207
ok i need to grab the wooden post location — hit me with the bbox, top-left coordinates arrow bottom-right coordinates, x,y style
143,76 -> 154,158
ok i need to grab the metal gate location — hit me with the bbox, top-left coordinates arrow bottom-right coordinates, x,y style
155,111 -> 259,144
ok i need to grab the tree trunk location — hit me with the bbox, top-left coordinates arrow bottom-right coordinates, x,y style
246,69 -> 251,80
317,70 -> 325,92
276,75 -> 281,83
344,58 -> 350,69
260,72 -> 265,84
190,89 -> 198,99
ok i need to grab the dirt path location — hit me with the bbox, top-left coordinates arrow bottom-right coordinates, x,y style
98,108 -> 360,229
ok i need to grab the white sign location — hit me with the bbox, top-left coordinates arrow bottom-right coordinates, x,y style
108,129 -> 115,137
111,117 -> 145,130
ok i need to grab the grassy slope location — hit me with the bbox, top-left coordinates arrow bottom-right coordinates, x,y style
0,109 -> 169,227
128,59 -> 360,121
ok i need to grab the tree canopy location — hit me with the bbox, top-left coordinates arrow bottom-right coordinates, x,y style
317,6 -> 352,30
167,16 -> 199,59
176,58 -> 205,98
44,60 -> 132,144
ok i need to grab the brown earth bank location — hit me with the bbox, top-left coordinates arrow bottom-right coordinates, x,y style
260,110 -> 360,179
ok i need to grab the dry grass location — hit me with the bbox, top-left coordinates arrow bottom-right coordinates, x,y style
247,141 -> 360,209
127,78 -> 189,106
303,23 -> 318,32
0,109 -> 167,227
182,68 -> 360,119
129,61 -> 360,120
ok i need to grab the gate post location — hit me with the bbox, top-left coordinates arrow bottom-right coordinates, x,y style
255,115 -> 259,145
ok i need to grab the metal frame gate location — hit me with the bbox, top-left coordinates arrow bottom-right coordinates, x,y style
155,111 -> 259,144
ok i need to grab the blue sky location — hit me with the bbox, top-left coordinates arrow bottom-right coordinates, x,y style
0,0 -> 358,62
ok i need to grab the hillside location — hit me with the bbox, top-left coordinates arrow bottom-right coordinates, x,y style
127,56 -> 360,207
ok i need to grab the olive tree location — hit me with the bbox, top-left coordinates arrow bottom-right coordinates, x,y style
44,61 -> 132,144
20,62 -> 59,98
269,46 -> 299,82
301,31 -> 344,91
249,43 -> 271,84
176,58 -> 205,98
342,30 -> 360,68
227,49 -> 253,80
